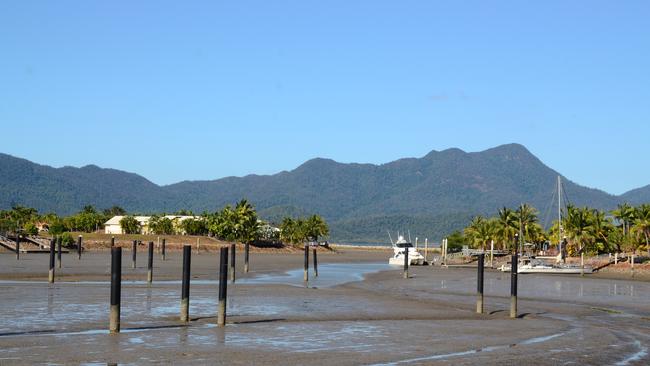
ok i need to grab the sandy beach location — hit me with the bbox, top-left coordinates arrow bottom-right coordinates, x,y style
0,249 -> 648,365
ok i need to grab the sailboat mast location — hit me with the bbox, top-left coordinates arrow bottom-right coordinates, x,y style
557,176 -> 562,245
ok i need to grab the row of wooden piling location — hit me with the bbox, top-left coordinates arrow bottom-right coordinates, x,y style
45,239 -> 521,334
403,252 -> 520,318
108,244 -> 234,333
475,253 -> 519,318
106,243 -> 322,333
44,238 -> 264,287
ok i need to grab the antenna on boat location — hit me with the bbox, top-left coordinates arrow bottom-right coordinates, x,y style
387,230 -> 394,245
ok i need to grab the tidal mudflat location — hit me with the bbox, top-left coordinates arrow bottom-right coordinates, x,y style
0,251 -> 648,365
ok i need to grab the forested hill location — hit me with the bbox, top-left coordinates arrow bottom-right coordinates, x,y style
0,144 -> 644,242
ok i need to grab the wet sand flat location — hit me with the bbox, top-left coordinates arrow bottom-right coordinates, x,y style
0,251 -> 649,365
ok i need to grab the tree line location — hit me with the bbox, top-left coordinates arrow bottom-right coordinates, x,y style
0,199 -> 330,246
461,203 -> 650,256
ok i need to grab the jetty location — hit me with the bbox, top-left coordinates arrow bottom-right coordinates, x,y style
0,233 -> 69,253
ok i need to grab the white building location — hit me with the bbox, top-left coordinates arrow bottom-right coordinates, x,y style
104,215 -> 200,235
104,216 -> 152,235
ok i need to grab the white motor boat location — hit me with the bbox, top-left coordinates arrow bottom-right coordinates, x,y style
499,257 -> 593,274
388,235 -> 425,266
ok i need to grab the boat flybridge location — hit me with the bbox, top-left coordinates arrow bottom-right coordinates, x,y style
388,235 -> 425,266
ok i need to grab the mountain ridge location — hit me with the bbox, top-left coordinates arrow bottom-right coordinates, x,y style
0,144 -> 646,242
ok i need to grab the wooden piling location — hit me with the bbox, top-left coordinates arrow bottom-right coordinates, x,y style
161,238 -> 166,261
244,243 -> 250,273
56,236 -> 62,268
442,238 -> 447,266
77,235 -> 82,260
110,247 -> 122,333
111,236 -> 115,248
476,253 -> 484,314
510,254 -> 518,319
424,238 -> 429,264
403,245 -> 409,279
15,235 -> 20,260
490,240 -> 494,268
49,238 -> 56,283
313,248 -> 318,277
218,247 -> 228,327
147,241 -> 154,283
132,240 -> 137,269
180,245 -> 191,322
230,243 -> 236,283
304,244 -> 309,282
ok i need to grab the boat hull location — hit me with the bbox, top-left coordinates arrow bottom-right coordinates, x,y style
389,257 -> 424,266
500,265 -> 593,274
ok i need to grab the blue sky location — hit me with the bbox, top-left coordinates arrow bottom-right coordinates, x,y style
1,1 -> 649,195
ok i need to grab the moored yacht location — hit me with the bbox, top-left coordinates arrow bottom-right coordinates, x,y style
499,256 -> 593,274
388,235 -> 425,266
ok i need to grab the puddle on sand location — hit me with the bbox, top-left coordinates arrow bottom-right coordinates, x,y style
615,340 -> 649,366
0,263 -> 392,335
367,331 -> 571,366
237,263 -> 392,288
0,262 -> 391,289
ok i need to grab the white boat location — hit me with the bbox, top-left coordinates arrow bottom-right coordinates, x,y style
388,235 -> 425,266
498,176 -> 594,275
499,257 -> 593,274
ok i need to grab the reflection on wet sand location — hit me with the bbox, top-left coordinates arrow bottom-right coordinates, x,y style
0,257 -> 648,365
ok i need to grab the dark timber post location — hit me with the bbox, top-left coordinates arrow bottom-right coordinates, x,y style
476,253 -> 484,313
403,247 -> 409,279
161,238 -> 166,261
15,235 -> 20,260
147,241 -> 154,283
313,248 -> 318,277
510,254 -> 518,318
230,243 -> 236,283
244,242 -> 250,273
77,235 -> 82,260
132,240 -> 137,269
180,244 -> 191,322
111,236 -> 115,248
110,247 -> 122,333
218,247 -> 228,327
56,236 -> 62,268
49,238 -> 56,283
303,244 -> 309,282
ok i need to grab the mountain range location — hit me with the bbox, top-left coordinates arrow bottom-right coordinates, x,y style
2,144 -> 649,242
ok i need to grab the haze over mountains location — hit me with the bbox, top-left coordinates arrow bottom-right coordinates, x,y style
1,144 -> 648,242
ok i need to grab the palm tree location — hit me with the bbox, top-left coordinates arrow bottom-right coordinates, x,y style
119,216 -> 141,234
304,215 -> 329,242
589,209 -> 614,253
515,203 -> 539,244
563,205 -> 593,255
234,199 -> 259,244
632,204 -> 650,255
612,203 -> 635,235
207,205 -> 237,240
279,217 -> 299,245
496,207 -> 518,251
464,216 -> 496,251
